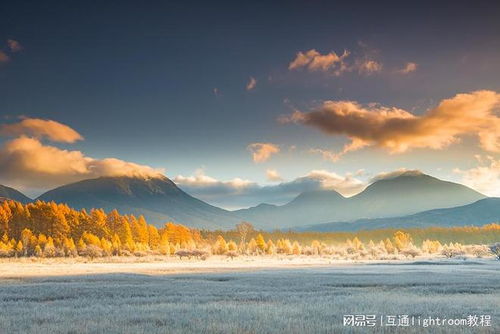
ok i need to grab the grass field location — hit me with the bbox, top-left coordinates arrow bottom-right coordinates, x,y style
0,259 -> 498,333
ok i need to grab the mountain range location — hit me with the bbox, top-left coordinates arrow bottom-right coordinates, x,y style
0,171 -> 493,231
234,171 -> 486,228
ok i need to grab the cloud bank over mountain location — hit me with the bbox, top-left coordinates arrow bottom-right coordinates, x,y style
0,118 -> 164,193
174,169 -> 366,209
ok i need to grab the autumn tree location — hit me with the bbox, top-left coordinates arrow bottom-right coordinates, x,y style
393,231 -> 412,251
148,225 -> 160,249
213,235 -> 228,255
256,234 -> 266,253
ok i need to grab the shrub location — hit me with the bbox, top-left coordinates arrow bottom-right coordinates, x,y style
441,246 -> 465,259
80,245 -> 103,259
175,249 -> 193,259
489,243 -> 500,260
226,251 -> 238,259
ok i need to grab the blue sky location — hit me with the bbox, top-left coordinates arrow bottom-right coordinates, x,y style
1,1 -> 500,208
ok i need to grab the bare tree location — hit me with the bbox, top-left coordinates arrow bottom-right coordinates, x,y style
236,222 -> 254,245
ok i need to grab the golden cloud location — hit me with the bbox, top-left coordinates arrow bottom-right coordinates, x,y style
247,143 -> 280,163
0,137 -> 164,189
175,169 -> 253,190
7,39 -> 22,53
454,156 -> 500,197
0,118 -> 84,143
0,51 -> 9,63
246,77 -> 257,91
282,90 -> 500,158
397,62 -> 418,74
356,59 -> 383,75
266,169 -> 283,182
289,49 -> 350,75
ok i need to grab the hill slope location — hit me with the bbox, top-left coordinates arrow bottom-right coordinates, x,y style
37,176 -> 240,229
300,198 -> 500,232
0,185 -> 31,203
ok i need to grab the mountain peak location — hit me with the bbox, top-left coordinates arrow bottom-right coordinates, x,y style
371,169 -> 426,183
290,189 -> 345,204
36,176 -> 239,229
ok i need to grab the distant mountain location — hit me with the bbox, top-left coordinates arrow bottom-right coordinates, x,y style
235,172 -> 486,229
299,198 -> 500,232
348,171 -> 486,219
0,185 -> 31,203
37,176 -> 240,229
235,189 -> 348,229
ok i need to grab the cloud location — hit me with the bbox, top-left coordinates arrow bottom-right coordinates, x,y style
247,143 -> 280,163
356,59 -> 382,75
0,118 -> 164,192
369,169 -> 423,183
7,39 -> 22,53
246,77 -> 257,91
0,137 -> 164,190
288,47 -> 385,76
454,156 -> 500,196
281,90 -> 500,158
266,169 -> 283,182
299,170 -> 365,196
175,169 -> 255,195
0,118 -> 84,143
0,51 -> 9,63
174,169 -> 365,209
397,62 -> 418,74
289,49 -> 350,76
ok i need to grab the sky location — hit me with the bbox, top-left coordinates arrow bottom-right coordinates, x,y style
0,1 -> 500,209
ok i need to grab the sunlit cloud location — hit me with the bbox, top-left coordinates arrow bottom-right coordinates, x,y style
370,168 -> 423,183
7,39 -> 22,53
302,170 -> 365,196
281,90 -> 500,159
0,118 -> 164,192
289,49 -> 350,76
266,169 -> 283,182
247,142 -> 280,163
0,118 -> 84,143
356,59 -> 382,75
246,77 -> 257,91
397,62 -> 418,74
174,169 -> 366,209
288,46 -> 384,76
0,40 -> 22,64
0,137 -> 164,190
454,156 -> 500,196
175,169 -> 254,194
0,51 -> 9,63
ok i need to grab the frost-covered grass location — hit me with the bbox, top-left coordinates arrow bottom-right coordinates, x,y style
0,260 -> 498,333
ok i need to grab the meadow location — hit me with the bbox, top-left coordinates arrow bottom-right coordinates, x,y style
0,259 -> 498,333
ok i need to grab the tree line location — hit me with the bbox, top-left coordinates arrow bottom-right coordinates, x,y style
0,200 -> 498,259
